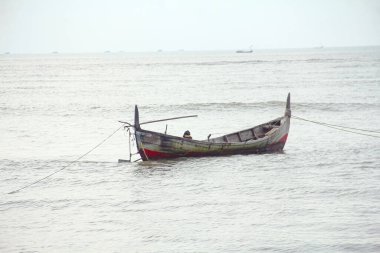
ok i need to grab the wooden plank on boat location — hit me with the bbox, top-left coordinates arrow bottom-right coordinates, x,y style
240,129 -> 253,141
237,132 -> 242,142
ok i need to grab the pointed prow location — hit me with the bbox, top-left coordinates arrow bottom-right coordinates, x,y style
285,93 -> 291,117
134,105 -> 141,130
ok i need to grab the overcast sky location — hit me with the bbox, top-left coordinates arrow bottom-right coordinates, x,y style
1,0 -> 379,53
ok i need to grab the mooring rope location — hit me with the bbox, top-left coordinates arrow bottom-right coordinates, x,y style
8,125 -> 124,194
292,115 -> 380,138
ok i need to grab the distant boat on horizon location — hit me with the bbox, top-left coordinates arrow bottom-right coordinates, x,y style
236,45 -> 253,53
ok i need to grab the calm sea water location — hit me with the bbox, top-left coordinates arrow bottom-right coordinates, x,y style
1,47 -> 380,252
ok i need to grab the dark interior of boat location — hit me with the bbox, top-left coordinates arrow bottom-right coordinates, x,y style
207,119 -> 282,143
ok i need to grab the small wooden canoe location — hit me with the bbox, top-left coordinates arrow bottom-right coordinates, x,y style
134,93 -> 291,161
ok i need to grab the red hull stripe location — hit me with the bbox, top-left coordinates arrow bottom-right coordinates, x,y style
143,148 -> 179,159
279,134 -> 288,144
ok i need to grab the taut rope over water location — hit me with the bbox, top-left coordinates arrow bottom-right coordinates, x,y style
7,125 -> 124,195
292,115 -> 380,138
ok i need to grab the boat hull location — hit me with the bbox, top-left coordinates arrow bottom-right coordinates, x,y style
135,116 -> 290,161
132,93 -> 291,161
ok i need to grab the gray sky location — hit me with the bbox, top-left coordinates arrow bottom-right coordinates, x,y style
1,0 -> 380,53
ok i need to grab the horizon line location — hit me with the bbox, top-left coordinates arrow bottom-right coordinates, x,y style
2,45 -> 380,55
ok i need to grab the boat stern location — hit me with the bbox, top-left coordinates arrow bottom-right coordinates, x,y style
285,92 -> 291,117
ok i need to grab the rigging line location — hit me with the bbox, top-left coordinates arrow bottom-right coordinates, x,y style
7,125 -> 124,195
292,116 -> 380,138
292,115 -> 380,134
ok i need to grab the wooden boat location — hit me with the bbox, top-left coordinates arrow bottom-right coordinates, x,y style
236,45 -> 253,53
133,93 -> 291,161
236,49 -> 253,53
